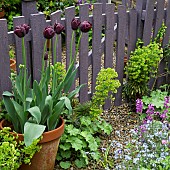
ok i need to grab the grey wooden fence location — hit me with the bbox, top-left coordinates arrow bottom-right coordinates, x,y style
0,0 -> 170,107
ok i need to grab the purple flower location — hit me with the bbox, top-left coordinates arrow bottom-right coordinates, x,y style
14,24 -> 30,38
136,99 -> 143,113
43,26 -> 55,39
146,115 -> 153,121
44,52 -> 48,60
160,110 -> 168,120
140,125 -> 147,133
80,21 -> 92,33
54,23 -> 65,34
146,104 -> 154,115
22,24 -> 30,34
71,18 -> 81,30
164,96 -> 170,108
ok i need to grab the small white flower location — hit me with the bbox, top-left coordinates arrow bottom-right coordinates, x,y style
133,158 -> 139,164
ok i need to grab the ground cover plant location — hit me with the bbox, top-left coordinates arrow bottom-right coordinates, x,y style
56,67 -> 120,169
93,88 -> 170,170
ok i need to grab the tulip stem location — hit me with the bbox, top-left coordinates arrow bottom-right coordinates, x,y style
54,35 -> 58,64
22,37 -> 27,112
70,31 -> 75,63
42,40 -> 47,76
48,39 -> 51,68
75,32 -> 82,61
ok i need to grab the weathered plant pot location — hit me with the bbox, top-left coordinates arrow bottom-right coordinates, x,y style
0,9 -> 5,19
10,59 -> 16,71
0,117 -> 65,170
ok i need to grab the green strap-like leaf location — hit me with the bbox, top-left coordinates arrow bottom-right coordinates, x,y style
60,96 -> 72,114
47,99 -> 65,131
12,100 -> 25,133
41,95 -> 53,124
24,122 -> 46,146
2,91 -> 14,97
33,80 -> 42,105
27,106 -> 41,124
2,96 -> 19,132
64,69 -> 77,93
67,84 -> 85,99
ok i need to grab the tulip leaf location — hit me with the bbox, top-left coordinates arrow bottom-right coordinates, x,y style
2,96 -> 19,132
12,100 -> 25,132
47,99 -> 65,131
2,91 -> 14,97
64,69 -> 77,93
60,97 -> 72,114
24,122 -> 46,146
33,80 -> 42,105
15,75 -> 24,100
41,95 -> 53,124
67,84 -> 85,99
27,106 -> 41,124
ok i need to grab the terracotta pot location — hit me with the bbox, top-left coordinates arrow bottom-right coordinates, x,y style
10,59 -> 16,71
0,117 -> 65,170
0,9 -> 5,19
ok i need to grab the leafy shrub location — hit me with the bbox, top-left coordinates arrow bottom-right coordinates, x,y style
124,24 -> 168,106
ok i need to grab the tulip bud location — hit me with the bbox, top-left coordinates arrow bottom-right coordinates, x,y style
71,18 -> 81,30
43,26 -> 55,39
54,23 -> 65,34
14,27 -> 25,38
80,21 -> 92,33
22,24 -> 30,34
44,52 -> 48,60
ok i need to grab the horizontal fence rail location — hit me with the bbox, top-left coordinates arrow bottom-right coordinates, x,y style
0,0 -> 170,107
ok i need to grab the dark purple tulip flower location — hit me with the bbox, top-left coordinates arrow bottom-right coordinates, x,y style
80,21 -> 92,33
14,24 -> 30,38
43,26 -> 55,39
22,24 -> 30,34
54,23 -> 65,34
71,18 -> 81,30
44,52 -> 48,60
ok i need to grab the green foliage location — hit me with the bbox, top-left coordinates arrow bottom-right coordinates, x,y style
57,114 -> 112,169
142,89 -> 168,110
98,144 -> 114,169
124,24 -> 166,104
91,68 -> 121,117
0,127 -> 41,170
56,67 -> 118,169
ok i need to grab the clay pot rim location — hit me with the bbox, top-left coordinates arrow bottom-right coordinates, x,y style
0,117 -> 65,144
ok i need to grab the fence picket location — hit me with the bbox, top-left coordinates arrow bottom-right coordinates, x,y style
30,13 -> 46,82
0,19 -> 11,97
143,0 -> 155,46
164,0 -> 170,84
65,6 -> 75,69
79,4 -> 90,103
92,3 -> 103,95
115,5 -> 127,106
104,3 -> 115,109
127,8 -> 138,57
153,0 -> 165,39
51,11 -> 62,63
